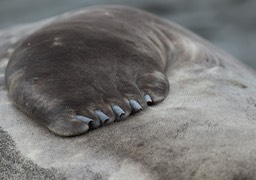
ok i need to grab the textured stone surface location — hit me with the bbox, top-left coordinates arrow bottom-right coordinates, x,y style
1,6 -> 256,180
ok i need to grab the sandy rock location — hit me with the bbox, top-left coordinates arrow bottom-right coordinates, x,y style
1,7 -> 256,180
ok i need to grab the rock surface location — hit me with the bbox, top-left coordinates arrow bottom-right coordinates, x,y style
1,7 -> 256,180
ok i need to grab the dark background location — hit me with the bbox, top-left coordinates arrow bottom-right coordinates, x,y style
0,0 -> 255,69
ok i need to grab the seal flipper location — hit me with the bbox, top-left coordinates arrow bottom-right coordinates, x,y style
5,6 -> 171,136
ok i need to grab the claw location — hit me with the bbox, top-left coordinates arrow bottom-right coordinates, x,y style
129,100 -> 142,112
76,115 -> 93,125
94,110 -> 109,123
144,94 -> 153,105
112,105 -> 125,118
91,119 -> 101,128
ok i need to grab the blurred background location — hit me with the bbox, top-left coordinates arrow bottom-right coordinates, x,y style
0,0 -> 255,69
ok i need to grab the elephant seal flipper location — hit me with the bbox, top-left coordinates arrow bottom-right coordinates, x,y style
5,6 -> 171,136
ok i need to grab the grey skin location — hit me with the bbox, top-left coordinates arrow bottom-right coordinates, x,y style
5,5 -> 205,136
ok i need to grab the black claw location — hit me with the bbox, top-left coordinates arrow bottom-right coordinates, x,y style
144,94 -> 153,105
129,100 -> 142,112
112,105 -> 125,118
76,115 -> 93,125
94,110 -> 109,124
